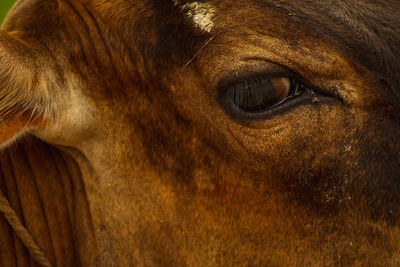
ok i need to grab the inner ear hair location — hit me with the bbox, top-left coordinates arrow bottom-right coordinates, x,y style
0,30 -> 53,126
0,30 -> 56,144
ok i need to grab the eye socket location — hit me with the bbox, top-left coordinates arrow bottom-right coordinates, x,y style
229,77 -> 298,113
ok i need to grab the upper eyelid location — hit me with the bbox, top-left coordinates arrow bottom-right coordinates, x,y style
216,59 -> 306,89
238,57 -> 324,87
218,70 -> 296,92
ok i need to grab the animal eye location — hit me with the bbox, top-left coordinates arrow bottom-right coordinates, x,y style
220,75 -> 306,119
229,77 -> 297,113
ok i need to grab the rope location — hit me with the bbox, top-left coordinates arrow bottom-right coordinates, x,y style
0,190 -> 53,267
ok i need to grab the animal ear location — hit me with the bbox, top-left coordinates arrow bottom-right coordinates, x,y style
0,31 -> 52,146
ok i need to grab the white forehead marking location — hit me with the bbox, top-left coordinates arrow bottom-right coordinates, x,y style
175,1 -> 215,33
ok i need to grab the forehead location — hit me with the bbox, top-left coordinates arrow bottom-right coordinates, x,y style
170,0 -> 400,98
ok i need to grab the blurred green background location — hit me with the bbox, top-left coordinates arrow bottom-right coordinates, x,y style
0,0 -> 16,23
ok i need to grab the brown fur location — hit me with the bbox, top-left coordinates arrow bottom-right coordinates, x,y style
0,0 -> 399,265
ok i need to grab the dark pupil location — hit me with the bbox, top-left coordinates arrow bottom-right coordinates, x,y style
231,78 -> 289,112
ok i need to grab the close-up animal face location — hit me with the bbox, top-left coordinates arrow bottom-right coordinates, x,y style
0,0 -> 399,266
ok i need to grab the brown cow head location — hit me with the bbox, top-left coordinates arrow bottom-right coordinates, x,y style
0,0 -> 399,265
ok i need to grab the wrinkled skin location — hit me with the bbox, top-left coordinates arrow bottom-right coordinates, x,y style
0,0 -> 399,266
